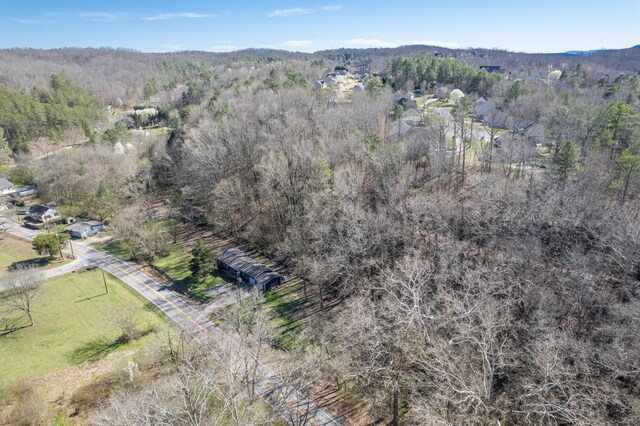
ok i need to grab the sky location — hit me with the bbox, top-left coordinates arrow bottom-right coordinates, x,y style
0,0 -> 639,54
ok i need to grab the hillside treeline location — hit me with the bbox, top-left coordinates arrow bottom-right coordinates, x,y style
154,67 -> 639,423
388,57 -> 499,92
0,74 -> 104,152
5,48 -> 640,424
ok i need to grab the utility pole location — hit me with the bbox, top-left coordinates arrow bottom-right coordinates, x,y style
101,269 -> 109,294
69,239 -> 75,259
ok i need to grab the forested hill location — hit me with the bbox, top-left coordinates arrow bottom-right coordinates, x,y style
316,44 -> 640,73
1,44 -> 639,99
0,74 -> 104,152
1,37 -> 640,424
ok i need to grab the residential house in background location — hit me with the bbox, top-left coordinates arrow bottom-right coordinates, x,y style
480,65 -> 504,74
473,97 -> 495,119
393,90 -> 414,105
66,220 -> 105,239
391,120 -> 412,136
403,108 -> 423,126
352,84 -> 365,94
27,204 -> 59,223
313,80 -> 327,89
217,248 -> 283,292
523,123 -> 545,145
16,185 -> 37,197
324,73 -> 338,86
435,86 -> 450,99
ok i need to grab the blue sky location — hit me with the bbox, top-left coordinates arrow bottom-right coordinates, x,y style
1,0 -> 638,53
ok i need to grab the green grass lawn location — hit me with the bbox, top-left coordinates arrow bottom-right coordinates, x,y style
0,270 -> 166,390
153,245 -> 223,302
92,239 -> 224,302
146,127 -> 169,137
426,99 -> 454,109
0,235 -> 69,275
91,240 -> 130,259
263,280 -> 307,350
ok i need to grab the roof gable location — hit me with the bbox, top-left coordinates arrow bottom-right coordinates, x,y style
29,204 -> 55,215
218,249 -> 282,285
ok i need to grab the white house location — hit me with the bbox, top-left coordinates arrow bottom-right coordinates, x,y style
27,204 -> 59,223
66,220 -> 105,239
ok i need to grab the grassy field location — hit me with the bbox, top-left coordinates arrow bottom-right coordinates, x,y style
153,245 -> 223,301
0,235 -> 69,275
0,269 -> 166,390
93,239 -> 225,301
91,240 -> 130,258
263,279 -> 311,350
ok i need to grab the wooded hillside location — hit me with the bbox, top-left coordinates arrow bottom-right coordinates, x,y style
2,46 -> 640,425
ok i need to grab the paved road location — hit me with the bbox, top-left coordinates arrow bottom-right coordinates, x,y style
0,216 -> 341,426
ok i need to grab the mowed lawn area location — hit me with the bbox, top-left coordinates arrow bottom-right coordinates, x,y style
0,235 -> 69,275
0,269 -> 166,389
153,245 -> 224,301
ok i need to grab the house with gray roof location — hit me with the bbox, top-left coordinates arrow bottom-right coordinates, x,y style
66,220 -> 104,239
217,248 -> 283,292
391,120 -> 412,136
27,204 -> 59,223
403,108 -> 422,125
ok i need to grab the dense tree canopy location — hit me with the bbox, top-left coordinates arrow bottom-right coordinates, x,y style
0,74 -> 104,151
3,46 -> 640,425
388,57 -> 499,92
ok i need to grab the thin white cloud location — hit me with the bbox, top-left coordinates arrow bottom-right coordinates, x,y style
43,11 -> 127,22
263,40 -> 315,51
268,5 -> 342,17
13,18 -> 57,24
40,11 -> 220,22
268,8 -> 315,18
80,12 -> 123,21
143,13 -> 220,21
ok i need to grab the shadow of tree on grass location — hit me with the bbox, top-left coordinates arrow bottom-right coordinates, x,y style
8,258 -> 52,271
68,335 -> 129,364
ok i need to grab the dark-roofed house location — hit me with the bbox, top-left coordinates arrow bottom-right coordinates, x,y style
391,120 -> 411,136
217,248 -> 283,292
480,65 -> 504,74
393,90 -> 414,105
27,204 -> 59,223
0,177 -> 14,196
66,220 -> 104,239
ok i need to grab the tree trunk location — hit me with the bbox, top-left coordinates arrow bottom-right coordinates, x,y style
391,387 -> 399,426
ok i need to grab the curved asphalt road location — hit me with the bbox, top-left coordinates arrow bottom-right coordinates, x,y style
0,216 -> 341,426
